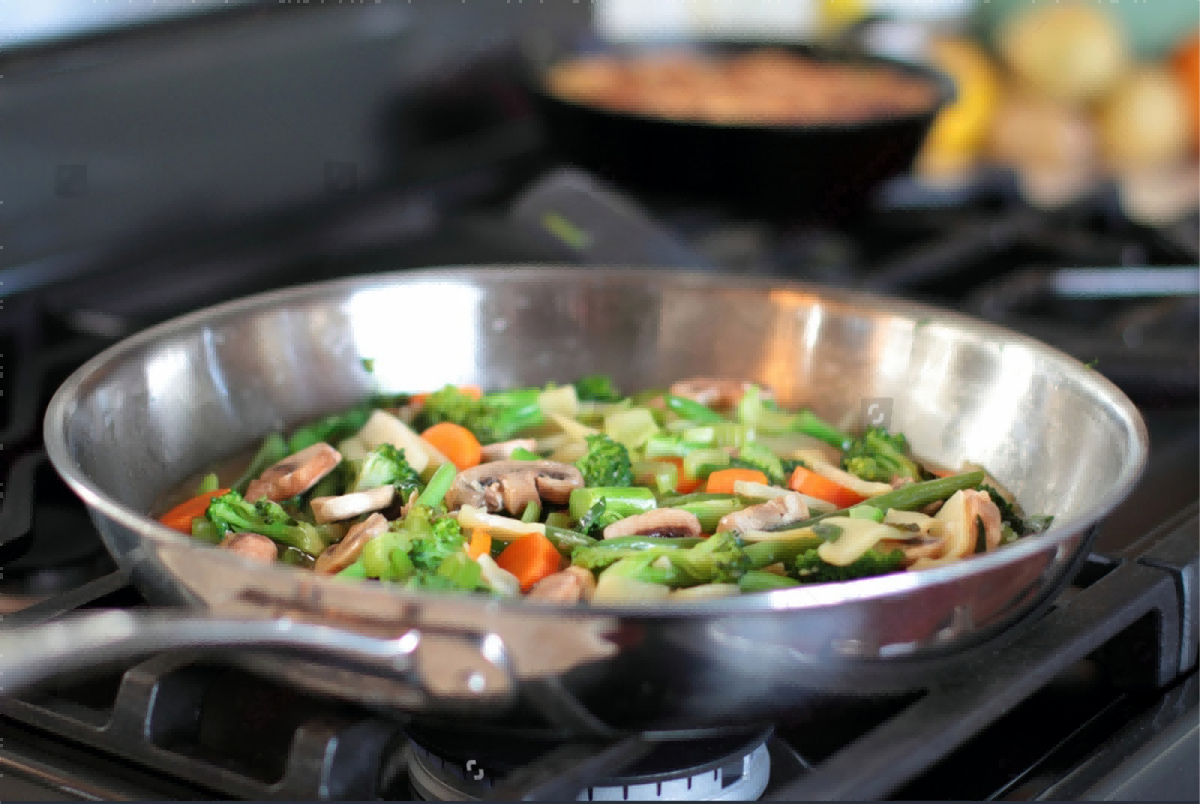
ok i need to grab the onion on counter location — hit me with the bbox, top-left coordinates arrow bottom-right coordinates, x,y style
1098,67 -> 1192,173
997,4 -> 1128,104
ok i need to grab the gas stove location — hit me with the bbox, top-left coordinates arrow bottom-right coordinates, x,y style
0,165 -> 1196,800
1,5 -> 1198,800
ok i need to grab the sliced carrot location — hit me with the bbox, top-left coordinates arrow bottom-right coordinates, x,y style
787,466 -> 865,509
496,533 -> 563,592
159,488 -> 229,533
466,528 -> 492,560
662,457 -> 704,494
421,421 -> 482,471
705,468 -> 768,494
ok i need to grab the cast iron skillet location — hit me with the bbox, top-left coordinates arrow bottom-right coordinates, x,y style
2,267 -> 1147,736
522,37 -> 955,221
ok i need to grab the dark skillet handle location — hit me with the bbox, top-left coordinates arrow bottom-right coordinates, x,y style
0,610 -> 517,711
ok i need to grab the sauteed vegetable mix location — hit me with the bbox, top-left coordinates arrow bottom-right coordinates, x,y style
158,378 -> 1053,603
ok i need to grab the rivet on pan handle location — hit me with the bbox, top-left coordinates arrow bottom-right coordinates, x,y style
0,610 -> 517,712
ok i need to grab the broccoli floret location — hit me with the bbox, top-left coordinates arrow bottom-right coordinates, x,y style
414,384 -> 544,443
574,374 -> 623,403
206,490 -> 327,556
413,385 -> 476,430
403,509 -> 466,571
575,434 -> 635,488
730,442 -> 786,486
842,427 -> 922,484
358,505 -> 473,586
736,385 -> 851,451
673,531 -> 750,584
780,457 -> 807,478
794,547 -> 905,583
350,443 -> 423,500
977,482 -> 1022,527
976,484 -> 1053,537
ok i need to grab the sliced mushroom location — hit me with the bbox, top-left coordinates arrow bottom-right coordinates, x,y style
399,489 -> 420,518
930,488 -> 1004,562
480,438 -> 539,463
882,509 -> 945,538
966,489 -> 1004,552
246,442 -> 342,502
669,378 -> 772,412
218,533 -> 279,563
499,473 -> 541,517
310,485 -> 395,524
920,499 -> 944,517
534,473 -> 580,504
881,537 -> 944,565
314,513 -> 389,575
444,460 -> 584,515
716,492 -> 809,534
528,566 -> 596,604
603,508 -> 702,540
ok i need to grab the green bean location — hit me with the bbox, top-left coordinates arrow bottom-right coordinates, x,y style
664,394 -> 726,424
743,533 -> 823,569
776,471 -> 986,531
544,525 -> 597,555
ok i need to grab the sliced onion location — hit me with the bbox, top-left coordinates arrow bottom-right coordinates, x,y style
356,409 -> 451,474
456,505 -> 545,541
816,517 -> 914,566
476,553 -> 521,597
793,450 -> 892,498
733,480 -> 837,513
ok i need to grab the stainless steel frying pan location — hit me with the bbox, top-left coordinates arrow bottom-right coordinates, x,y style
6,267 -> 1147,735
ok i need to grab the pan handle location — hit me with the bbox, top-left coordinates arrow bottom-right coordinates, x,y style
0,610 -> 517,709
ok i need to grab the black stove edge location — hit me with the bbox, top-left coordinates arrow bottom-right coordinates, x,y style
1135,517 -> 1200,676
1041,674 -> 1199,801
766,508 -> 1198,802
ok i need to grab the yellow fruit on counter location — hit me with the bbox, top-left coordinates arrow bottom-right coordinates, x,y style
1099,66 -> 1192,172
920,36 -> 1000,167
998,3 -> 1128,103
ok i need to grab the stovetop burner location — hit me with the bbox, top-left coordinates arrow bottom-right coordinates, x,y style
406,728 -> 773,801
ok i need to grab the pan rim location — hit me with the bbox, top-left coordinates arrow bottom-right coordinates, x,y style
43,265 -> 1149,618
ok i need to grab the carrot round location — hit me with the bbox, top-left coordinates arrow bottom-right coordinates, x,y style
466,528 -> 492,560
158,488 -> 228,533
787,466 -> 865,509
421,422 -> 482,471
706,468 -> 768,494
496,533 -> 563,592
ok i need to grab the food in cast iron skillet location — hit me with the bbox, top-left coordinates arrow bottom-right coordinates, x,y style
545,49 -> 939,126
157,376 -> 1053,604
